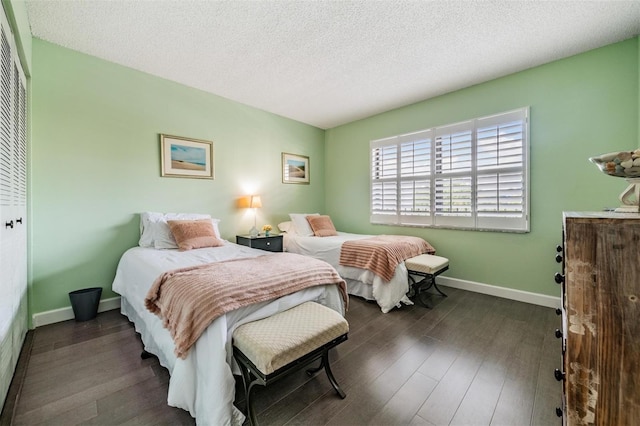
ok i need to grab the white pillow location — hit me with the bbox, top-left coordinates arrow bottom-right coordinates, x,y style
289,213 -> 319,237
139,212 -> 221,249
139,212 -> 163,247
278,221 -> 293,233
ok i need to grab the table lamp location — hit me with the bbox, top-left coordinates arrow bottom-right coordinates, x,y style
248,195 -> 262,236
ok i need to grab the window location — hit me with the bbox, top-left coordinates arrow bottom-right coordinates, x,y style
370,108 -> 529,232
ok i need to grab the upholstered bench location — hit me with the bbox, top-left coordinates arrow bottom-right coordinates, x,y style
405,254 -> 449,307
233,301 -> 349,426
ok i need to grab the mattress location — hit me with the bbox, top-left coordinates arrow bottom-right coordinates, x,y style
283,231 -> 412,313
111,243 -> 345,425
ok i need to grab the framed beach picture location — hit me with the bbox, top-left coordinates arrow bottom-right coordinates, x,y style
160,134 -> 214,179
282,152 -> 310,184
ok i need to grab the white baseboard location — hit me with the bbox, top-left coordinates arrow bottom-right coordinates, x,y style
30,278 -> 558,327
438,276 -> 560,309
32,296 -> 121,328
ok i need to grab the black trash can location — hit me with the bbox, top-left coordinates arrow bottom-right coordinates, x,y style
68,287 -> 102,321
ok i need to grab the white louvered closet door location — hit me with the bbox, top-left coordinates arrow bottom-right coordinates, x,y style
0,5 -> 27,410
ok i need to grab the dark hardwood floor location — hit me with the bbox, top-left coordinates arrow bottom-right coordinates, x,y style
1,288 -> 562,425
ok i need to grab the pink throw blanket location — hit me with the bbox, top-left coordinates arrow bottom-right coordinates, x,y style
145,252 -> 348,359
339,235 -> 435,282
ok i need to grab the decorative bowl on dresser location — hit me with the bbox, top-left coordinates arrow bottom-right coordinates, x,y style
589,150 -> 640,212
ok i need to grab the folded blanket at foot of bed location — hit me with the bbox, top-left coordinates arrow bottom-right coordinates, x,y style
145,252 -> 348,358
339,235 -> 435,282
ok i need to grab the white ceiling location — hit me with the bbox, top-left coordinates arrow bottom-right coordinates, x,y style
25,0 -> 640,129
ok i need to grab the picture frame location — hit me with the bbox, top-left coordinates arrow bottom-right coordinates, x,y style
160,134 -> 214,179
282,152 -> 310,184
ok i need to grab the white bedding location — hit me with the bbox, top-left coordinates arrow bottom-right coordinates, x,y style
283,231 -> 413,313
111,243 -> 345,425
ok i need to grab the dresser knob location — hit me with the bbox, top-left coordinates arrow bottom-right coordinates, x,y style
555,329 -> 562,339
556,407 -> 563,417
555,254 -> 563,263
554,273 -> 564,284
554,369 -> 565,381
555,308 -> 562,316
556,245 -> 563,252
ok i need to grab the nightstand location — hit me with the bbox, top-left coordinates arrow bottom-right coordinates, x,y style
236,234 -> 283,252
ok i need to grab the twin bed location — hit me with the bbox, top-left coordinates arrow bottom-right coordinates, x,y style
111,212 -> 436,424
284,230 -> 415,313
281,213 -> 436,313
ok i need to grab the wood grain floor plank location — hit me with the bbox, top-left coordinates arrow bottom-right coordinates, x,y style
28,328 -> 138,370
18,343 -> 149,410
490,307 -> 548,426
370,371 -> 438,426
30,401 -> 97,426
21,336 -> 142,388
409,414 -> 436,425
266,320 -> 432,425
449,310 -> 527,425
530,309 -> 563,425
83,376 -> 190,425
417,296 -> 505,425
325,335 -> 440,425
245,298 -> 409,415
260,339 -> 391,425
13,367 -> 156,424
30,311 -> 130,355
416,343 -> 459,382
116,401 -> 194,426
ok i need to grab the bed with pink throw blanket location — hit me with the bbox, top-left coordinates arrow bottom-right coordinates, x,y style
145,253 -> 348,359
283,231 -> 436,313
339,235 -> 435,282
112,243 -> 346,426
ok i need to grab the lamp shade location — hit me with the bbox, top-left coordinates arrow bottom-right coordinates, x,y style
250,195 -> 262,209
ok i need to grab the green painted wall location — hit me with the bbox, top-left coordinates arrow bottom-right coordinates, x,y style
30,39 -> 326,314
29,35 -> 640,317
325,37 -> 639,298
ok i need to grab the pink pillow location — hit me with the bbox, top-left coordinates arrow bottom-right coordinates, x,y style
306,215 -> 338,237
167,219 -> 224,251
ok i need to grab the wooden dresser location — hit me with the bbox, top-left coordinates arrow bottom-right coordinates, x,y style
556,212 -> 640,425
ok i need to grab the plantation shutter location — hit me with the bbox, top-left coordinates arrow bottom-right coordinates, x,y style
370,137 -> 399,224
475,109 -> 527,231
399,130 -> 432,225
370,108 -> 528,232
434,121 -> 474,228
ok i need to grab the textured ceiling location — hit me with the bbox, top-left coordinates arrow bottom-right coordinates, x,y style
25,0 -> 640,129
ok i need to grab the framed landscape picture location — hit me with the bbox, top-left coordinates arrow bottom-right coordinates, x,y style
160,134 -> 214,179
282,152 -> 310,184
